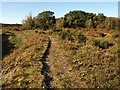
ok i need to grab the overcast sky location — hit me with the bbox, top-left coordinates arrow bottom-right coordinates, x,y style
1,2 -> 119,24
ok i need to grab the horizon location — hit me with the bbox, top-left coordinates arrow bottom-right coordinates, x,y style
1,2 -> 118,24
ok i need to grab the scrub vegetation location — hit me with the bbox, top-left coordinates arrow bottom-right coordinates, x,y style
1,10 -> 120,89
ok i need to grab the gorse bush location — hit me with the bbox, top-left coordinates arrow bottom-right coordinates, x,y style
52,28 -> 56,32
52,28 -> 62,33
99,41 -> 110,49
97,32 -> 106,37
59,30 -> 87,43
92,39 -> 114,49
92,39 -> 100,46
77,32 -> 87,43
60,30 -> 73,40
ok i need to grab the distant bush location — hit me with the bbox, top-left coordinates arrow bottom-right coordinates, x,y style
93,39 -> 114,49
77,32 -> 87,43
22,14 -> 35,30
61,31 -> 87,43
92,39 -> 100,46
52,28 -> 56,32
97,32 -> 106,37
59,30 -> 73,41
99,41 -> 111,49
60,30 -> 70,39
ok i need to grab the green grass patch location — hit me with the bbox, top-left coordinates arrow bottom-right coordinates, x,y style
111,49 -> 120,54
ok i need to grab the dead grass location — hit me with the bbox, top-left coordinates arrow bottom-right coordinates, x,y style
2,30 -> 49,88
2,28 -> 119,88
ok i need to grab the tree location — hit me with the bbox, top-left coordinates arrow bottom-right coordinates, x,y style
63,10 -> 107,29
64,10 -> 87,28
97,13 -> 106,22
87,13 -> 96,20
85,19 -> 94,28
36,11 -> 56,29
92,13 -> 106,28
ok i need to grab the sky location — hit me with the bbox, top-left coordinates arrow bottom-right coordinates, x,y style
1,2 -> 119,24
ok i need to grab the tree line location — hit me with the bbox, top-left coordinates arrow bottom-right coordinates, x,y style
22,10 -> 120,30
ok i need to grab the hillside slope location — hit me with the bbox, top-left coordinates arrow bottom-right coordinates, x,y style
1,29 -> 120,89
1,30 -> 49,88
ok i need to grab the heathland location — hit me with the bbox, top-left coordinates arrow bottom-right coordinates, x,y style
1,10 -> 120,89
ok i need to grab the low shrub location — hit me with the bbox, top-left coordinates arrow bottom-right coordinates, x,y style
92,39 -> 100,46
52,28 -> 56,32
77,32 -> 87,43
92,39 -> 114,49
97,32 -> 106,37
59,30 -> 73,40
99,41 -> 111,49
52,28 -> 62,33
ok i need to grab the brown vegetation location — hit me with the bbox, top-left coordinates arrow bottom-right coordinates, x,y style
1,10 -> 120,89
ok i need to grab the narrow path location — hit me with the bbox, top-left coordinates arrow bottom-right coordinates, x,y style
40,37 -> 53,89
47,36 -> 88,88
